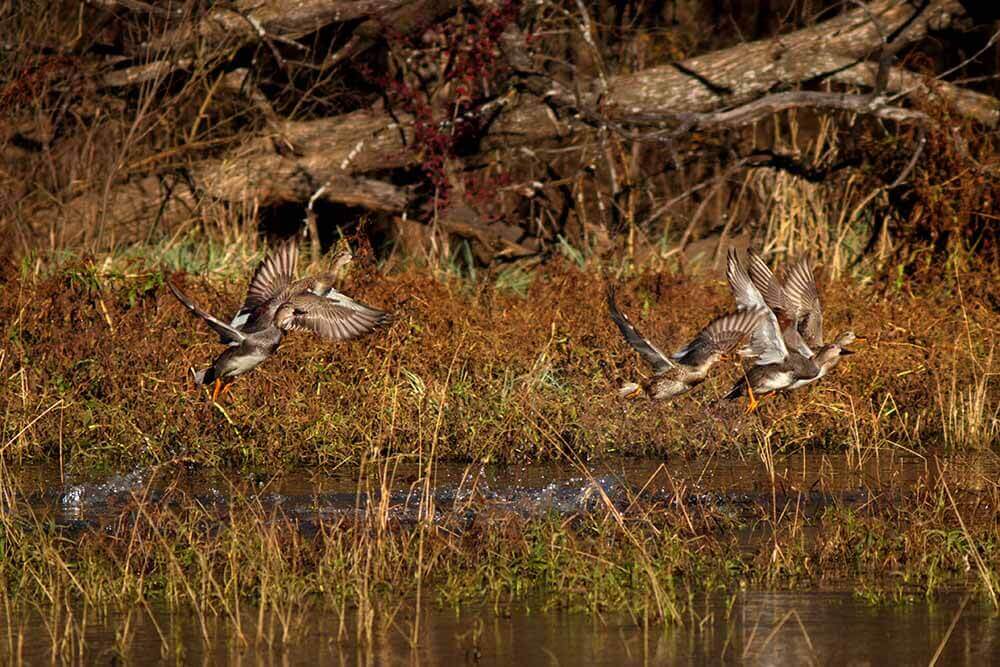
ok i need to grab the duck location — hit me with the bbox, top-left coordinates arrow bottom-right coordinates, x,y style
168,240 -> 390,401
607,285 -> 765,400
745,250 -> 864,387
722,249 -> 861,411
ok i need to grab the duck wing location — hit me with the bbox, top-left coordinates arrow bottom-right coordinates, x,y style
726,250 -> 787,364
168,281 -> 246,345
746,250 -> 788,317
276,292 -> 390,341
606,285 -> 673,374
727,248 -> 769,311
782,257 -> 824,347
230,240 -> 299,329
673,307 -> 765,367
745,306 -> 788,366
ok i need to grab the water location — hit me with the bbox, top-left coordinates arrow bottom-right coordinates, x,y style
3,453 -> 999,664
6,593 -> 997,665
15,451 -> 991,527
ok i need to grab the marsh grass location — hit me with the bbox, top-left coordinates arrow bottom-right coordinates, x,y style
1,445 -> 998,662
0,238 -> 996,469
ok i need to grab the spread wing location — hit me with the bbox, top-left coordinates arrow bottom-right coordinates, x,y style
231,240 -> 299,328
167,281 -> 245,345
725,250 -> 787,364
746,250 -> 788,316
673,308 -> 764,368
746,305 -> 788,366
278,292 -> 390,341
782,257 -> 823,347
606,285 -> 673,374
727,248 -> 768,311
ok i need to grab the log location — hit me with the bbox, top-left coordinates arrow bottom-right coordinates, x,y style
605,0 -> 965,116
492,0 -> 969,144
194,108 -> 415,206
192,0 -> 980,208
104,0 -> 461,87
75,0 -> 995,263
143,0 -> 411,53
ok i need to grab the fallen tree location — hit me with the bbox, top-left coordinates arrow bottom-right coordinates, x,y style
25,0 -> 1000,258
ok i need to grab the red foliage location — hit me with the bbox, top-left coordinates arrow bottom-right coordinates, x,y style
366,1 -> 521,206
0,54 -> 74,112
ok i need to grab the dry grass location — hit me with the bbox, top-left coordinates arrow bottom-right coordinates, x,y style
0,238 -> 997,469
0,440 -> 997,662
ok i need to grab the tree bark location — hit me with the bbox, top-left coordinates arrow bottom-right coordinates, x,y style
192,0 -> 978,209
143,0 -> 412,53
103,0 -> 462,87
62,0 -> 995,257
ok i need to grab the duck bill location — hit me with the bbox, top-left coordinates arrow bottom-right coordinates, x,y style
840,348 -> 856,356
853,336 -> 868,345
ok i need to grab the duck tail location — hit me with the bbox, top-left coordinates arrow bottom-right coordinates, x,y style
723,381 -> 745,400
190,366 -> 214,386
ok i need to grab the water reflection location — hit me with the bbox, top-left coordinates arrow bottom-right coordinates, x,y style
4,592 -> 997,665
5,453 -> 998,664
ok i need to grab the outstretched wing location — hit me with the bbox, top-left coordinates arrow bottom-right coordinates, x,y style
673,308 -> 764,367
727,248 -> 768,311
231,240 -> 299,328
725,249 -> 787,364
606,285 -> 673,374
782,257 -> 823,347
745,304 -> 788,366
168,281 -> 245,345
746,250 -> 788,316
277,292 -> 390,341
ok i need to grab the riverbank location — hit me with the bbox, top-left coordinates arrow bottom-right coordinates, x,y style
2,244 -> 996,469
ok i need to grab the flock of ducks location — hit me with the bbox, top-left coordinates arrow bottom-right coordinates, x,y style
168,240 -> 859,411
608,249 -> 862,412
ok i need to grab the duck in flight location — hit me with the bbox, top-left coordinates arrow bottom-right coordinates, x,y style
607,285 -> 765,400
168,240 -> 390,401
723,249 -> 862,411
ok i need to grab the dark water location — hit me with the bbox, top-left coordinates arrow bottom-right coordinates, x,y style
13,451 -> 995,527
3,453 -> 999,664
5,592 -> 998,665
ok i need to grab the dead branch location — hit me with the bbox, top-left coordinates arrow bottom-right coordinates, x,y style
80,0 -> 991,261
829,60 -> 1000,127
200,0 -> 970,205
